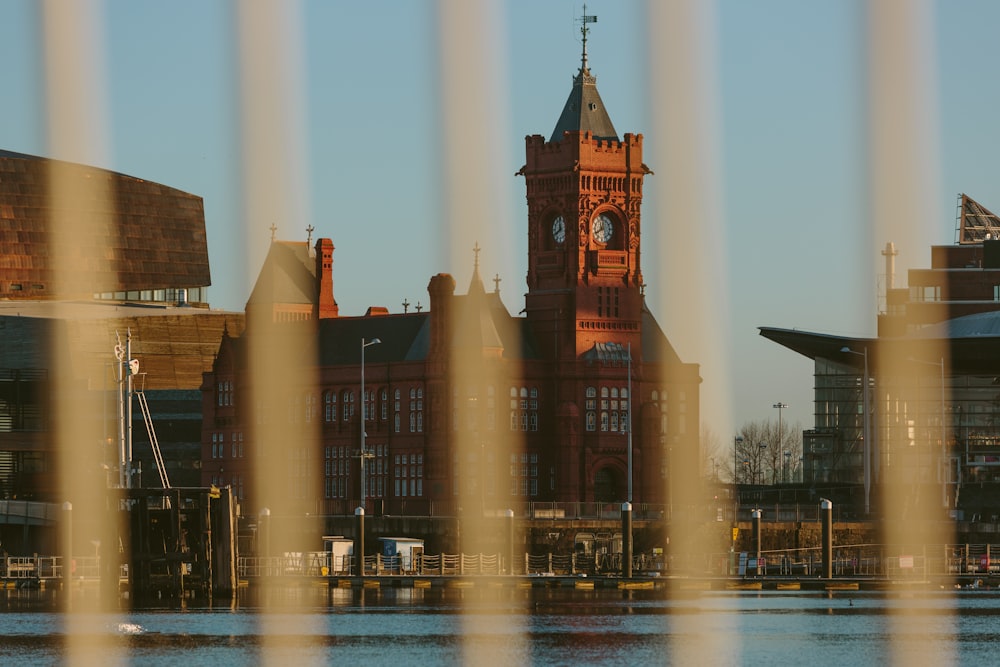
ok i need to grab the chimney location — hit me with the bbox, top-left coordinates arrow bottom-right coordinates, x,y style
427,273 -> 456,361
316,238 -> 339,319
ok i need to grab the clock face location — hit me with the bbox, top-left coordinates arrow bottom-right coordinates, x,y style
551,215 -> 566,244
592,213 -> 614,244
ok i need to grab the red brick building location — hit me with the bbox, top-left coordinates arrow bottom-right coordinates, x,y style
201,52 -> 701,518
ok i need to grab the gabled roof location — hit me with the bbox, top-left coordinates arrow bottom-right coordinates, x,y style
640,305 -> 685,366
246,241 -> 316,308
550,67 -> 619,143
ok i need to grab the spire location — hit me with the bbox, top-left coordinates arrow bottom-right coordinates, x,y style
550,6 -> 618,143
467,241 -> 486,295
580,4 -> 597,72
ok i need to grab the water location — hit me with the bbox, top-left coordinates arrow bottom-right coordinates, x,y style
0,584 -> 996,665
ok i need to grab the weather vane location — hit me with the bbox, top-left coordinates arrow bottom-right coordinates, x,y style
578,4 -> 597,71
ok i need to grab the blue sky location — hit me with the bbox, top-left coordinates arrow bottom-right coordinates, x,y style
2,1 -> 999,439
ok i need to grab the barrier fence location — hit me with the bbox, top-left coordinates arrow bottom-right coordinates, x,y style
6,545 -> 1000,581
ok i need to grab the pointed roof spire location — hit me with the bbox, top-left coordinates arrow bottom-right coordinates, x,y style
550,6 -> 618,143
467,241 -> 486,295
580,3 -> 596,72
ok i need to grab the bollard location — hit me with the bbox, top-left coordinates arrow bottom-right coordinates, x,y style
355,506 -> 365,577
751,508 -> 762,575
622,502 -> 633,578
820,498 -> 833,578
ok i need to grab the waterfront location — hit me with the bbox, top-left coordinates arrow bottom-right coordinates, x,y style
0,584 -> 996,665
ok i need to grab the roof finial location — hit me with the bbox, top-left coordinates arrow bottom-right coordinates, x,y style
306,224 -> 314,245
579,4 -> 597,72
402,298 -> 410,313
473,241 -> 481,271
269,223 -> 277,242
493,273 -> 501,294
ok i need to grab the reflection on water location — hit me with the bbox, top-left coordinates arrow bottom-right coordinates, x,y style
0,586 -> 997,666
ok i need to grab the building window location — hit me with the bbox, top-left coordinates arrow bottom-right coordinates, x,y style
394,389 -> 401,433
217,380 -> 233,407
911,284 -> 940,302
395,452 -> 423,497
380,389 -> 388,421
231,432 -> 244,458
326,445 -> 348,499
596,287 -> 620,318
324,391 -> 337,422
409,387 -> 423,433
342,390 -> 355,421
585,386 -> 597,431
363,389 -> 375,422
597,385 -> 628,433
365,444 -> 388,499
510,452 -> 538,497
305,394 -> 317,423
509,386 -> 538,432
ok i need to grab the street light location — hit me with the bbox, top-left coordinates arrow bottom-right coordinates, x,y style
359,337 -> 381,510
841,346 -> 871,515
773,402 -> 788,482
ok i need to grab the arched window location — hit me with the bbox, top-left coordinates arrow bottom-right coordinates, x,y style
409,387 -> 423,433
342,390 -> 355,421
324,391 -> 337,422
305,393 -> 317,423
510,386 -> 540,431
585,386 -> 597,432
394,388 -> 401,433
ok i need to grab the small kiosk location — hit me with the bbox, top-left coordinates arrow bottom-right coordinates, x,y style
378,537 -> 424,574
323,536 -> 354,575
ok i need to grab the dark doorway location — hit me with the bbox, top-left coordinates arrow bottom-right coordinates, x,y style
594,466 -> 622,503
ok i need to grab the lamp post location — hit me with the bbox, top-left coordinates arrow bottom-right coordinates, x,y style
360,337 -> 381,510
627,342 -> 633,504
773,402 -> 788,484
731,435 -> 744,574
841,346 -> 871,515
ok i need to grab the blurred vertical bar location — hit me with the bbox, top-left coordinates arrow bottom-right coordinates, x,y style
435,0 -> 526,661
41,0 -> 125,660
867,0 -> 956,661
235,0 -> 321,662
645,0 -> 731,661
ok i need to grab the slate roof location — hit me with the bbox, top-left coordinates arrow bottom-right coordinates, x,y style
550,67 -> 619,143
247,241 -> 316,308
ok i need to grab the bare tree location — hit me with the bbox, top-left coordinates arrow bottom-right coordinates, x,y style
700,423 -> 725,482
733,419 -> 803,485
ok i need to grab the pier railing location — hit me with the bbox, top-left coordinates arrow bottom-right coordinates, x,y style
7,545 -> 1000,582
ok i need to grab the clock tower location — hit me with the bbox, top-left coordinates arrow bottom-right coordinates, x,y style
521,26 -> 649,361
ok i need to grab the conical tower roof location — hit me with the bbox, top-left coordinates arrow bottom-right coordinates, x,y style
549,9 -> 618,143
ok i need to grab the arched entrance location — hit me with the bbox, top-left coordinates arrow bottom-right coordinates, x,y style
593,466 -> 623,503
